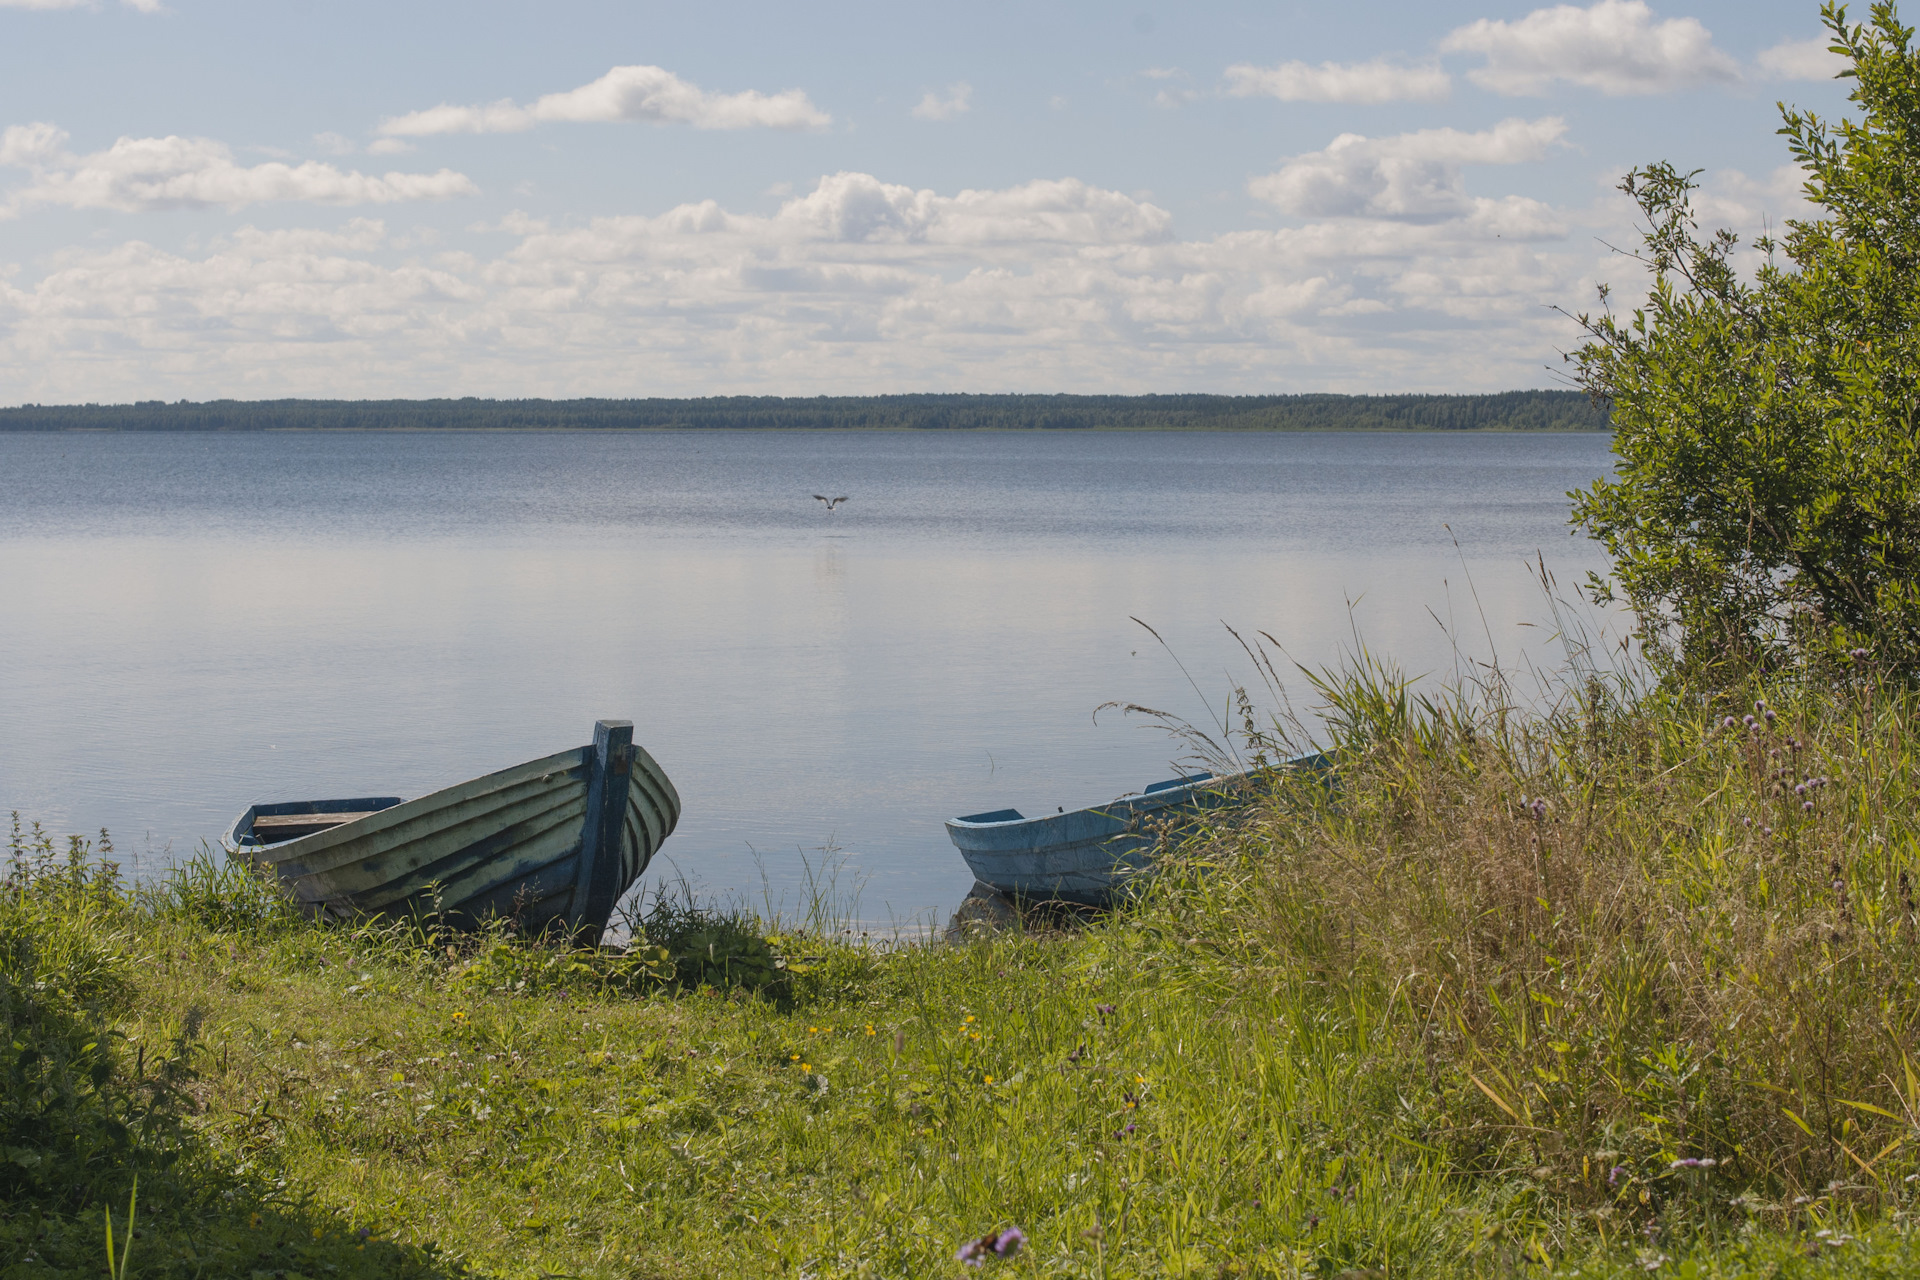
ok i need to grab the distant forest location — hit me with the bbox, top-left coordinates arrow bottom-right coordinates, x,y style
0,390 -> 1607,433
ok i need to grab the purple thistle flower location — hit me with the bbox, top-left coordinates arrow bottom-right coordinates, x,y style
1608,1165 -> 1627,1187
1805,801 -> 1816,812
1852,648 -> 1870,661
1095,1003 -> 1116,1018
994,1228 -> 1026,1257
956,1238 -> 991,1266
1744,715 -> 1755,727
1765,709 -> 1777,723
1795,783 -> 1808,796
1723,716 -> 1739,730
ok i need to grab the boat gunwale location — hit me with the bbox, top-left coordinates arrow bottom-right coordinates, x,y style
944,771 -> 1236,835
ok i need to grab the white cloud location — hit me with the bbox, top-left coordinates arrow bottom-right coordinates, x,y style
0,123 -> 477,215
0,168 -> 1630,401
768,172 -> 1174,245
911,83 -> 972,121
0,122 -> 67,167
1225,58 -> 1451,104
1441,0 -> 1740,96
380,65 -> 831,136
1249,117 -> 1567,220
365,138 -> 414,156
1756,35 -> 1847,81
312,131 -> 356,156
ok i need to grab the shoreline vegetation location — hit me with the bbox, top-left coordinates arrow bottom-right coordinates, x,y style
17,4 -> 1920,1273
0,391 -> 1606,434
9,649 -> 1920,1278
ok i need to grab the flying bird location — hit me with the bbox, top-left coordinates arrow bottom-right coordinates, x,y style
813,495 -> 849,512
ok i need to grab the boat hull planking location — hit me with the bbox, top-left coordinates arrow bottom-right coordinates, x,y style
221,720 -> 679,941
944,755 -> 1324,907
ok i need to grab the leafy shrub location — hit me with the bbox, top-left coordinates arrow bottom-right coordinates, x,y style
1571,3 -> 1920,677
0,816 -> 189,1209
632,896 -> 788,996
144,844 -> 296,933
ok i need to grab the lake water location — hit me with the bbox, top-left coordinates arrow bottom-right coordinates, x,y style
0,430 -> 1616,927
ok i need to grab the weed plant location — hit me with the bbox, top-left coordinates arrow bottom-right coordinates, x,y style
10,653 -> 1920,1275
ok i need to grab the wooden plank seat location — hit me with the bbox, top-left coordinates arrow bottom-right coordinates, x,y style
250,811 -> 377,840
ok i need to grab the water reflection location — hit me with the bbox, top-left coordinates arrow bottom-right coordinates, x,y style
0,429 -> 1616,923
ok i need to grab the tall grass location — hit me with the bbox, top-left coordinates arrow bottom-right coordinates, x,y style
1151,644 -> 1920,1248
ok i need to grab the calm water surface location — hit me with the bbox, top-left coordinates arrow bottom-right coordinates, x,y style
0,430 -> 1615,925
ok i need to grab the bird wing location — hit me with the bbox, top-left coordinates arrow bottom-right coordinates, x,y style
834,496 -> 849,503
813,494 -> 829,501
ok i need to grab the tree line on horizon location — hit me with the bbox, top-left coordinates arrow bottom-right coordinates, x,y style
0,390 -> 1607,432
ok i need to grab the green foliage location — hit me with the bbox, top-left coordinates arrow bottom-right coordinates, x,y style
0,816 -> 188,1210
0,390 -> 1607,434
0,1202 -> 461,1278
438,895 -> 803,1004
447,927 -> 675,1000
629,895 -> 790,996
1571,2 -> 1920,677
143,844 -> 296,933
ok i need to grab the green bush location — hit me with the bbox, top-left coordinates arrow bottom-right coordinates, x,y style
144,844 -> 296,934
1571,2 -> 1920,678
0,817 -> 188,1210
630,895 -> 789,996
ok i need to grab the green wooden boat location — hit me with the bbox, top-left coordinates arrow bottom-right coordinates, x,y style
220,720 -> 679,941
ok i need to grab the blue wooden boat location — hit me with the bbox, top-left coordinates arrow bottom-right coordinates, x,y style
945,755 -> 1322,907
221,720 -> 679,942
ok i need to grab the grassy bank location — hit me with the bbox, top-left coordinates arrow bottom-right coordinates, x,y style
9,657 -> 1920,1277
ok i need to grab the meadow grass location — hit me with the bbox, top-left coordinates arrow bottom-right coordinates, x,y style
10,654 -> 1920,1276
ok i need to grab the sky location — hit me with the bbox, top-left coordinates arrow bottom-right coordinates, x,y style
0,0 -> 1859,402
